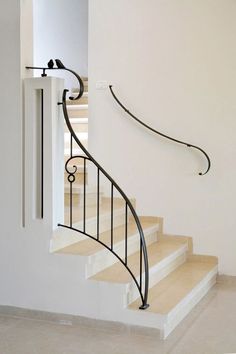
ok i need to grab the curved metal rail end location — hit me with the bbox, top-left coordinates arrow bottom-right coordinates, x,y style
109,85 -> 211,176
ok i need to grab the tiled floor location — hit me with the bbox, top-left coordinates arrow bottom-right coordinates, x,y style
0,277 -> 236,354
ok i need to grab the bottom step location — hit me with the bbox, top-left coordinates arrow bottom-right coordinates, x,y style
128,257 -> 218,339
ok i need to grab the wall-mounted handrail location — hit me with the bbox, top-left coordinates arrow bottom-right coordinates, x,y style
109,85 -> 211,176
26,60 -> 150,310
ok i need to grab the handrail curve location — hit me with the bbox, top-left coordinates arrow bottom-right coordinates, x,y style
109,85 -> 211,176
26,60 -> 150,310
62,88 -> 149,309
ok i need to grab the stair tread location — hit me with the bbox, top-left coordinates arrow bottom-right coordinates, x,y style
64,198 -> 125,225
65,118 -> 88,124
64,185 -> 99,193
56,218 -> 158,256
67,104 -> 88,110
69,114 -> 88,124
90,237 -> 188,284
67,93 -> 88,103
129,258 -> 217,315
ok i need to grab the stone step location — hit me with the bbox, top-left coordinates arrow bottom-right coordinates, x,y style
51,197 -> 136,252
64,185 -> 103,207
90,235 -> 189,303
67,104 -> 88,119
128,255 -> 218,339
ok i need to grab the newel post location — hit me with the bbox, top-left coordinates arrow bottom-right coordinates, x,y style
24,77 -> 64,231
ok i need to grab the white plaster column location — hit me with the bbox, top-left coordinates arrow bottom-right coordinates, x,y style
24,77 -> 64,232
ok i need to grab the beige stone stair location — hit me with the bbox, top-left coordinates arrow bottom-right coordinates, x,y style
130,255 -> 217,339
63,197 -> 135,238
55,217 -> 159,257
53,186 -> 218,339
64,184 -> 103,207
91,237 -> 188,283
67,104 -> 88,118
130,255 -> 217,314
64,163 -> 87,186
67,92 -> 88,105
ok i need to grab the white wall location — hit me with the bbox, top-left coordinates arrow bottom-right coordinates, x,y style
33,0 -> 88,87
88,0 -> 236,275
0,0 -> 235,320
0,0 -> 101,317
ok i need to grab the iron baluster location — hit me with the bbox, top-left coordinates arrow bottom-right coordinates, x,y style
140,239 -> 143,294
41,89 -> 44,219
111,183 -> 114,251
70,178 -> 72,228
83,158 -> 86,233
97,168 -> 100,240
70,133 -> 73,158
125,202 -> 128,265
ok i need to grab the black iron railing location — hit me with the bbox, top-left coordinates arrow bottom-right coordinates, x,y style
109,85 -> 211,176
26,60 -> 150,310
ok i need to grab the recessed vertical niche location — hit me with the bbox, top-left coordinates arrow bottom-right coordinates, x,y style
33,88 -> 44,220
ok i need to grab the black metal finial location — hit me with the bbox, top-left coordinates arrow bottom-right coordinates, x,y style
55,59 -> 65,69
48,59 -> 54,69
26,60 -> 84,101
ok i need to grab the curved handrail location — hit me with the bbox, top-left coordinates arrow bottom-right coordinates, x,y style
26,60 -> 150,310
61,89 -> 149,309
109,85 -> 211,176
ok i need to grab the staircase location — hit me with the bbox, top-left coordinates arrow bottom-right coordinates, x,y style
50,76 -> 218,339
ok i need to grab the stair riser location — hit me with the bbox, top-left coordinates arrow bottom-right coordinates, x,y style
161,267 -> 217,339
90,266 -> 217,340
67,96 -> 88,105
72,209 -> 127,238
64,192 -> 102,207
126,248 -> 187,305
86,228 -> 159,278
64,172 -> 87,185
51,228 -> 85,253
64,155 -> 87,164
68,109 -> 88,118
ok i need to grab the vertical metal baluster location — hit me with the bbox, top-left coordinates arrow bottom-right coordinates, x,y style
97,168 -> 100,240
70,133 -> 73,158
83,158 -> 86,233
41,89 -> 44,219
111,183 -> 114,250
70,179 -> 72,228
125,202 -> 128,265
69,134 -> 73,228
140,240 -> 143,294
